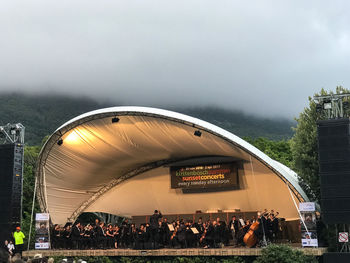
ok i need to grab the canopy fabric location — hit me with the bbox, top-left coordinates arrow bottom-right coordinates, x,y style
36,107 -> 308,224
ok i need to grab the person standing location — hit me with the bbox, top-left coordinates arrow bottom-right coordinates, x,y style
149,210 -> 162,249
13,226 -> 25,255
228,215 -> 239,247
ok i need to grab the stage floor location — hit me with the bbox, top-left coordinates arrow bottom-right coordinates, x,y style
23,246 -> 327,258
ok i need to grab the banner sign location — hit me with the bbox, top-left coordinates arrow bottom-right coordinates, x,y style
35,213 -> 50,249
299,202 -> 318,247
170,163 -> 238,189
299,202 -> 315,212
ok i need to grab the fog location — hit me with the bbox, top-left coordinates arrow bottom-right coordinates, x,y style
1,0 -> 350,117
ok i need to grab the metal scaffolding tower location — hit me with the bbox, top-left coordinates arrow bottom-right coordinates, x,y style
0,123 -> 25,144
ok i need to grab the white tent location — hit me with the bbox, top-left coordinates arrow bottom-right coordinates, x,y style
36,107 -> 308,224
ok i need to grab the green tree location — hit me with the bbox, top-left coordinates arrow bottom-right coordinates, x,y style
253,244 -> 317,263
22,145 -> 41,249
244,137 -> 292,168
290,86 -> 350,201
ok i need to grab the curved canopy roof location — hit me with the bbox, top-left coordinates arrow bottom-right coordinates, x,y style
36,107 -> 308,224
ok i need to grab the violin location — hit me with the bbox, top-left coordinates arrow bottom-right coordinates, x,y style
199,228 -> 207,243
170,226 -> 178,240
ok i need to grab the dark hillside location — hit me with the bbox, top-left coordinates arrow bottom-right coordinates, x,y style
0,93 -> 294,145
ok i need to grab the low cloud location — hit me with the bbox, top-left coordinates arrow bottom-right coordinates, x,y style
1,0 -> 350,118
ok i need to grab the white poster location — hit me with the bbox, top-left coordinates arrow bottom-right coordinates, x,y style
35,213 -> 50,250
299,202 -> 318,247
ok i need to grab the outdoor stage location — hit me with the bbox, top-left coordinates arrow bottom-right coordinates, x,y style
23,246 -> 327,258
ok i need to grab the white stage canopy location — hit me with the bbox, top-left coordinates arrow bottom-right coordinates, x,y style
36,107 -> 308,224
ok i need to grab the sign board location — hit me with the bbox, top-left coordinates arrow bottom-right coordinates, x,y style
170,163 -> 238,189
35,213 -> 50,249
299,202 -> 318,247
299,202 -> 316,212
339,232 -> 349,243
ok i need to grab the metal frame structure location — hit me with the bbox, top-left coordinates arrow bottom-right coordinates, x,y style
0,123 -> 25,144
314,93 -> 350,119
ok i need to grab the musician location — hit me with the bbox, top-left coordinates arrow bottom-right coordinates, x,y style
95,222 -> 107,249
51,224 -> 61,249
237,219 -> 250,246
149,210 -> 162,249
203,220 -> 215,248
228,216 -> 240,246
92,219 -> 100,248
120,219 -> 131,248
106,224 -> 115,248
62,224 -> 72,249
213,220 -> 222,247
71,222 -> 83,249
135,224 -> 148,249
113,225 -> 120,249
176,220 -> 187,248
268,213 -> 279,242
129,224 -> 138,249
82,224 -> 93,249
170,224 -> 179,248
185,221 -> 196,248
160,218 -> 170,247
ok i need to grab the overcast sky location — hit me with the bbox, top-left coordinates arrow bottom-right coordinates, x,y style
1,1 -> 349,118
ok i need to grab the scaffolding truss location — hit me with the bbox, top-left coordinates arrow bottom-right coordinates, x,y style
0,123 -> 25,144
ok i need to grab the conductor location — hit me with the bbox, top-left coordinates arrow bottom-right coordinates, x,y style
150,210 -> 162,249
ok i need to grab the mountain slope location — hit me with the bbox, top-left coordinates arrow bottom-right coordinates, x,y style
0,93 -> 294,145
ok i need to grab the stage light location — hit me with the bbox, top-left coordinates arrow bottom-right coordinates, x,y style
194,130 -> 202,137
323,99 -> 332,109
112,117 -> 120,123
57,139 -> 63,146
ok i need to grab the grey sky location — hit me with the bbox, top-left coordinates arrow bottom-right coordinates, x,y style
1,0 -> 349,118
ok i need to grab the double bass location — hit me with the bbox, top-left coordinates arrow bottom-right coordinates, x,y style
243,219 -> 260,248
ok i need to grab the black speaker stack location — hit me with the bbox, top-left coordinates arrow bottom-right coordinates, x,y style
0,143 -> 24,242
318,118 -> 350,224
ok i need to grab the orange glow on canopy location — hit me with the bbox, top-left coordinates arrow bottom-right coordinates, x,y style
64,128 -> 96,145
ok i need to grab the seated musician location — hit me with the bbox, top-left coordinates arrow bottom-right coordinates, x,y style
203,220 -> 215,248
170,225 -> 179,248
185,221 -> 195,248
176,220 -> 187,248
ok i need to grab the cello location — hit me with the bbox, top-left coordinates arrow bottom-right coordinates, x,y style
243,218 -> 260,248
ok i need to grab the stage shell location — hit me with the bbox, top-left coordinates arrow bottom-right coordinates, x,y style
36,107 -> 309,224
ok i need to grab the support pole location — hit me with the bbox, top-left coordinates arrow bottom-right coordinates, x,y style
27,175 -> 38,251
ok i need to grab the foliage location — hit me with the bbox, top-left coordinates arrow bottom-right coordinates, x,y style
22,145 -> 41,249
48,257 -> 246,263
290,86 -> 350,201
0,93 -> 108,145
244,137 -> 292,167
0,93 -> 295,145
179,107 -> 295,141
253,244 -> 317,263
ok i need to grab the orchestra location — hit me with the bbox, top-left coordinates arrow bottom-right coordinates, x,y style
50,210 -> 283,250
